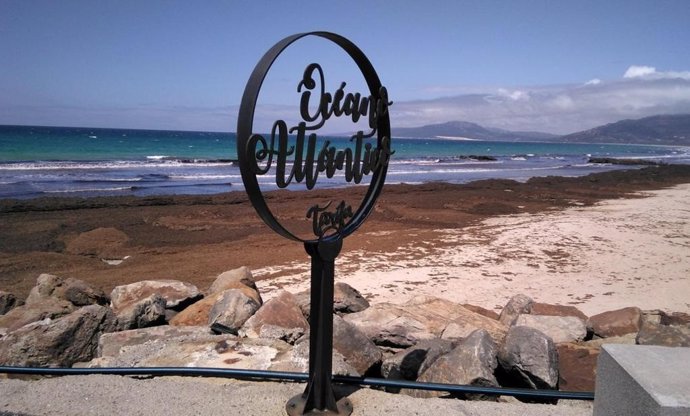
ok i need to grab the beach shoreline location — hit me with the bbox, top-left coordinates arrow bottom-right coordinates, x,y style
1,165 -> 690,316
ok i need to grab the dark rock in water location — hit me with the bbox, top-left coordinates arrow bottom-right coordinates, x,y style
408,329 -> 499,399
208,289 -> 260,333
556,343 -> 599,392
26,273 -> 109,307
0,304 -> 117,367
497,326 -> 559,392
587,306 -> 642,338
113,293 -> 167,330
381,339 -> 455,382
588,157 -> 662,166
240,290 -> 309,344
498,294 -> 533,326
0,290 -> 19,315
636,322 -> 690,347
332,315 -> 382,376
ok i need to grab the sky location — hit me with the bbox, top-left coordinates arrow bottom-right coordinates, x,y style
1,0 -> 690,135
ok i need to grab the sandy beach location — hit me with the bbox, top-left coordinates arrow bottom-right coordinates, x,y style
2,165 -> 690,317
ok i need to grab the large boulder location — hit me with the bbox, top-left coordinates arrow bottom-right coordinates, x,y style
97,325 -> 214,357
514,314 -> 587,343
660,311 -> 690,326
0,290 -> 19,315
0,305 -> 116,367
409,329 -> 499,399
170,281 -> 260,327
587,307 -> 642,338
332,315 -> 382,375
110,280 -> 202,311
345,296 -> 506,348
208,267 -> 261,303
556,343 -> 599,392
294,282 -> 370,321
0,297 -> 75,332
497,326 -> 559,390
26,273 -> 108,307
381,339 -> 455,381
636,322 -> 690,347
530,302 -> 588,322
462,304 -> 500,320
240,291 -> 309,344
269,338 -> 359,376
208,289 -> 261,333
112,294 -> 167,330
498,294 -> 533,326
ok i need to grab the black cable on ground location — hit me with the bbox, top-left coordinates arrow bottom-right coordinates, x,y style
0,366 -> 594,401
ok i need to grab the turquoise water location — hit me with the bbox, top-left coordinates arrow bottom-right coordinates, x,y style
1,125 -> 688,199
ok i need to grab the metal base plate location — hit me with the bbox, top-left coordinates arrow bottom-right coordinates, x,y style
285,394 -> 353,416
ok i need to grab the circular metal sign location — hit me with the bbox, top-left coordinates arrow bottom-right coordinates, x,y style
237,32 -> 392,243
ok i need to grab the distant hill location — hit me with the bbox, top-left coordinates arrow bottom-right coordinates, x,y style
558,114 -> 690,145
392,121 -> 557,142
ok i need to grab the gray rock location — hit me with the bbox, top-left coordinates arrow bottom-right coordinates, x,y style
113,293 -> 167,330
269,338 -> 359,376
0,291 -> 18,315
587,306 -> 642,338
26,273 -> 108,307
583,333 -> 637,348
334,282 -> 370,314
208,267 -> 260,300
240,291 -> 308,344
208,289 -> 260,332
636,322 -> 690,347
0,305 -> 117,367
381,339 -> 455,381
497,326 -> 559,390
498,294 -> 533,326
409,329 -> 499,399
332,315 -> 382,375
514,314 -> 587,343
344,295 -> 502,348
110,280 -> 202,311
97,325 -> 214,357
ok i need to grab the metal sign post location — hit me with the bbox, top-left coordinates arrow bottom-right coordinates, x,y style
236,32 -> 392,415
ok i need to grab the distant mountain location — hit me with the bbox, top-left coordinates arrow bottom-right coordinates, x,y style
558,114 -> 690,145
392,121 -> 558,142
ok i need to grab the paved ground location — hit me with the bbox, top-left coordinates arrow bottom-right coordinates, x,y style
0,374 -> 593,416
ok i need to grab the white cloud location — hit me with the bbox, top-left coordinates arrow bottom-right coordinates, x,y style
584,78 -> 601,86
624,65 -> 690,80
496,88 -> 530,101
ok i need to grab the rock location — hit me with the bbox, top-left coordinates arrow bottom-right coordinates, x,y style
345,295 -> 506,348
269,337 -> 359,376
441,314 -> 508,345
332,315 -> 382,375
64,227 -> 129,258
98,325 -> 213,357
497,326 -> 559,390
530,302 -> 588,322
240,291 -> 309,344
556,343 -> 599,392
498,294 -> 533,326
208,289 -> 261,333
334,282 -> 370,314
381,339 -> 455,381
208,267 -> 260,301
0,291 -> 18,315
110,280 -> 202,311
113,294 -> 167,330
90,332 -> 294,370
587,307 -> 642,338
171,282 -> 261,327
409,329 -> 499,399
514,314 -> 587,343
583,333 -> 637,348
0,305 -> 116,367
636,322 -> 690,347
26,273 -> 108,307
660,311 -> 690,326
0,297 -> 75,332
462,304 -> 500,320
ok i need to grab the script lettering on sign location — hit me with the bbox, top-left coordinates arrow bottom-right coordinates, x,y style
246,63 -> 393,238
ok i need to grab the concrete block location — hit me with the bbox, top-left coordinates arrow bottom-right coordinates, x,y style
593,344 -> 690,416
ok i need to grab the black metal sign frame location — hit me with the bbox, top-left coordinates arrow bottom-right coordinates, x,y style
237,31 -> 391,415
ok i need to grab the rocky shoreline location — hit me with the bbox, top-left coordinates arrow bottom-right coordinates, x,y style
2,268 -> 688,399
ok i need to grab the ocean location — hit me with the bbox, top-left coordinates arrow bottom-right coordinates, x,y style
1,125 -> 689,199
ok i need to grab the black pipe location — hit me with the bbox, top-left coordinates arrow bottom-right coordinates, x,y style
0,366 -> 594,401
